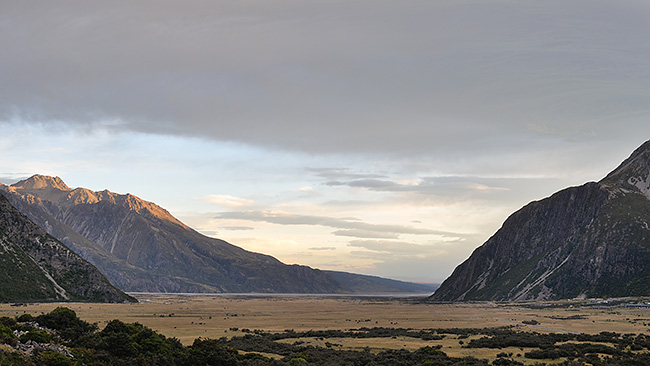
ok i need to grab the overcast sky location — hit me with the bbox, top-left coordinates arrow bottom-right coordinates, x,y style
2,0 -> 650,282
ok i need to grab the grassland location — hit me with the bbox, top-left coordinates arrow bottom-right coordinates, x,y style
2,294 -> 650,364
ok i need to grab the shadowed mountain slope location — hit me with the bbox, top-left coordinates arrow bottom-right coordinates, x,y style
1,176 -> 345,293
0,194 -> 135,303
323,270 -> 438,294
431,140 -> 650,302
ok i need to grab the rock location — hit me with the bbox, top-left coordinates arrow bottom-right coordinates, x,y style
431,140 -> 650,301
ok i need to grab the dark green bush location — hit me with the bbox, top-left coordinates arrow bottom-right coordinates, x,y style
0,324 -> 15,341
0,317 -> 16,327
16,314 -> 33,323
34,351 -> 73,366
19,330 -> 52,344
35,307 -> 97,345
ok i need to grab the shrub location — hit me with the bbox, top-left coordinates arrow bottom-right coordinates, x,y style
0,324 -> 16,343
34,350 -> 73,366
0,317 -> 17,327
20,330 -> 52,344
16,314 -> 33,323
492,359 -> 523,365
98,320 -> 140,357
289,357 -> 308,365
35,307 -> 97,345
188,339 -> 240,366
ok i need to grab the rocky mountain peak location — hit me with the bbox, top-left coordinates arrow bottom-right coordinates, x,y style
2,174 -> 189,232
66,188 -> 102,205
600,139 -> 650,199
116,193 -> 187,226
12,174 -> 72,191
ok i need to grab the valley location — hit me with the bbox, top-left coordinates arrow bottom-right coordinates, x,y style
3,294 -> 650,364
3,141 -> 650,365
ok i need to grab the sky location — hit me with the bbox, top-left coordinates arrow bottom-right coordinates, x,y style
1,0 -> 650,283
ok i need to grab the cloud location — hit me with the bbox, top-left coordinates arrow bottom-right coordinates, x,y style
348,240 -> 446,256
221,226 -> 254,231
4,1 -> 648,158
466,184 -> 510,192
4,0 -> 650,284
332,229 -> 399,239
214,211 -> 462,238
201,194 -> 255,208
345,239 -> 476,282
324,175 -> 514,198
0,175 -> 28,185
527,123 -> 564,136
309,168 -> 387,181
326,179 -> 403,191
198,230 -> 220,236
308,247 -> 336,251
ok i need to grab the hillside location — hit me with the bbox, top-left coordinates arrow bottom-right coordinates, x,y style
431,140 -> 650,301
0,194 -> 134,303
323,271 -> 438,294
0,176 -> 345,293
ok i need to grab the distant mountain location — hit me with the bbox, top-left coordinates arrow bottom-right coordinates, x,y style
431,140 -> 650,302
0,176 -> 346,293
0,194 -> 134,303
323,270 -> 438,294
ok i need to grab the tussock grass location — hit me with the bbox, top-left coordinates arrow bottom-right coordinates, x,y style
1,294 -> 649,349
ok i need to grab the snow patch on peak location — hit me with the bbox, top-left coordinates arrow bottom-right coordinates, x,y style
628,173 -> 650,200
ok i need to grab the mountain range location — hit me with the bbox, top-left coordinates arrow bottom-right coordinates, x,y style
9,137 -> 650,302
431,140 -> 650,302
0,175 -> 435,295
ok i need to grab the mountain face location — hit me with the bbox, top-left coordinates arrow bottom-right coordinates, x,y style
323,270 -> 439,294
0,194 -> 135,303
431,140 -> 650,302
0,176 -> 346,293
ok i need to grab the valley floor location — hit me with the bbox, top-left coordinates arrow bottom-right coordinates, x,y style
2,294 -> 650,364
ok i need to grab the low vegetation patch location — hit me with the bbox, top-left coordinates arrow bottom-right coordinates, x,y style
2,308 -> 650,365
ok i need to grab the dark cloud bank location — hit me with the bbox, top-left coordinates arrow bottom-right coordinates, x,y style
2,1 -> 650,157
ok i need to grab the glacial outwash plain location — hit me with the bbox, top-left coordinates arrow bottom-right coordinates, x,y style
3,294 -> 650,365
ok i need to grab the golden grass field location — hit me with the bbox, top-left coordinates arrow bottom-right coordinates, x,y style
2,294 -> 650,364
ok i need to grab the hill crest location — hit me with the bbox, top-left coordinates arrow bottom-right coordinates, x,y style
7,174 -> 188,228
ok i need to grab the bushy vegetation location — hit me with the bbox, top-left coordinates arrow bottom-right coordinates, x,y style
466,327 -> 650,353
2,308 -> 650,365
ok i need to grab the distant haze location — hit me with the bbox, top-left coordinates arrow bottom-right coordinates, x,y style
2,0 -> 650,282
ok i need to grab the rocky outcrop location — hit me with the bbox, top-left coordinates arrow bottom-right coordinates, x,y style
0,194 -> 135,303
431,140 -> 650,302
